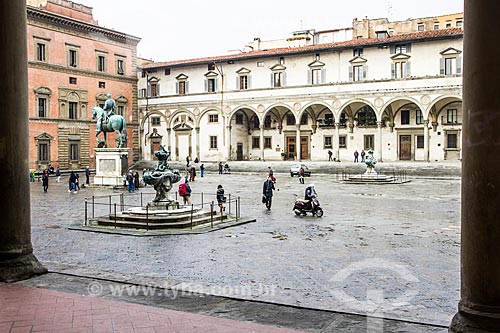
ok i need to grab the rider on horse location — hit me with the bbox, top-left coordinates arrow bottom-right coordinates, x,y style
101,93 -> 116,130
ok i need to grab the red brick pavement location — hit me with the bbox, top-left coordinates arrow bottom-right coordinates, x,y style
0,284 -> 306,333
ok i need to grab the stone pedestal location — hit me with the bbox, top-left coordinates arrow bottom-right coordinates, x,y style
94,148 -> 130,186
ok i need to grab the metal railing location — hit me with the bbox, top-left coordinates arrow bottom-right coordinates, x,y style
83,191 -> 241,229
336,168 -> 408,183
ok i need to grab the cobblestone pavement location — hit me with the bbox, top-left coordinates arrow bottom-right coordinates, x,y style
30,165 -> 460,328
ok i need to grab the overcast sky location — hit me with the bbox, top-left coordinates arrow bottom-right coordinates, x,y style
78,0 -> 463,62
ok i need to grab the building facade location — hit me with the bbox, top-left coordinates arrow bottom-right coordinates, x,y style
138,17 -> 463,163
27,0 -> 140,171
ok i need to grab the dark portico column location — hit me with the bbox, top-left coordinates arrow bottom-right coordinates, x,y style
0,1 -> 46,282
450,1 -> 500,332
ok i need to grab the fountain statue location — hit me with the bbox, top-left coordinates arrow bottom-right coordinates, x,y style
364,149 -> 377,175
142,145 -> 181,204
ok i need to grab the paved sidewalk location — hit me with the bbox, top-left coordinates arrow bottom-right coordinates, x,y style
0,283 -> 303,333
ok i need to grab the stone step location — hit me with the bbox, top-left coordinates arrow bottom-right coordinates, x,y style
97,214 -> 228,229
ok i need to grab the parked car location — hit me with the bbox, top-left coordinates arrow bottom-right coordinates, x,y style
290,164 -> 311,177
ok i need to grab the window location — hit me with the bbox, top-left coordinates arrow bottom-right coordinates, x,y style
68,49 -> 78,67
315,53 -> 320,60
36,43 -> 46,62
418,24 -> 424,31
416,135 -> 424,149
352,65 -> 364,82
324,113 -> 334,126
117,105 -> 124,116
69,101 -> 78,119
151,117 -> 160,126
300,114 -> 308,125
416,110 -> 423,125
69,77 -> 77,84
324,136 -> 332,148
393,61 -> 410,79
434,24 -> 440,30
141,88 -> 146,98
239,75 -> 248,90
207,78 -> 216,92
339,135 -> 347,148
208,63 -> 215,71
446,22 -> 452,28
38,97 -> 47,117
209,114 -> 219,123
273,72 -> 284,87
264,137 -> 272,149
447,133 -> 458,148
257,61 -> 264,67
97,55 -> 106,72
165,68 -> 171,75
209,136 -> 218,149
235,113 -> 243,124
178,81 -> 186,95
357,107 -> 377,126
447,109 -> 458,124
286,114 -> 295,126
311,69 -> 323,85
395,44 -> 408,53
279,57 -> 285,65
38,142 -> 49,162
117,59 -> 124,75
252,137 -> 260,149
401,110 -> 410,125
150,82 -> 158,97
353,48 -> 363,57
364,135 -> 374,150
99,81 -> 105,88
456,20 -> 463,28
264,115 -> 272,129
69,142 -> 80,161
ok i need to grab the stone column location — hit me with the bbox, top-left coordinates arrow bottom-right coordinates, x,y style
335,122 -> 341,162
195,127 -> 200,161
376,121 -> 383,162
259,125 -> 264,160
296,125 -> 301,161
450,1 -> 500,331
423,120 -> 430,162
0,1 -> 46,282
226,122 -> 232,161
166,128 -> 172,156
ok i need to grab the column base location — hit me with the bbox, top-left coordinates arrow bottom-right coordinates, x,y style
450,309 -> 500,332
0,253 -> 47,282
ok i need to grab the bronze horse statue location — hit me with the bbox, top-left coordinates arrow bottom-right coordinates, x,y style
92,106 -> 128,148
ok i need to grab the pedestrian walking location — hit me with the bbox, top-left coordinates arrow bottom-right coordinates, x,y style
361,149 -> 366,162
354,149 -> 359,162
42,170 -> 49,193
179,179 -> 191,205
299,166 -> 305,184
200,164 -> 205,177
328,150 -> 333,161
262,177 -> 275,210
68,171 -> 77,193
85,166 -> 90,186
55,167 -> 61,182
189,165 -> 196,182
186,156 -> 190,167
218,161 -> 223,175
126,171 -> 135,193
216,184 -> 226,211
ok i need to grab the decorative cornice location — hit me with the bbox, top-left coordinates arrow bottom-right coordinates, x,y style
27,6 -> 141,45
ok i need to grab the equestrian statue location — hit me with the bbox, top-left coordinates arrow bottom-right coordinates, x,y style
92,93 -> 128,148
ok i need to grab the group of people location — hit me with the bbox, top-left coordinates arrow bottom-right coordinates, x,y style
353,149 -> 366,163
36,166 -> 92,193
124,170 -> 140,193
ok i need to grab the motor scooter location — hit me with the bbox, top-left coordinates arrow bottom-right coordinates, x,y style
293,194 -> 323,217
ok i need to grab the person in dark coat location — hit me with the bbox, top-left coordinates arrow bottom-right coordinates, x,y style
262,177 -> 276,210
134,171 -> 140,190
68,171 -> 77,193
216,184 -> 226,211
42,170 -> 49,193
85,167 -> 90,186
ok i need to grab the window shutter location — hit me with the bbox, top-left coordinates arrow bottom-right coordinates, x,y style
406,61 -> 411,77
216,78 -> 220,92
363,65 -> 368,80
270,73 -> 274,87
348,66 -> 353,82
236,76 -> 240,90
321,69 -> 326,84
282,72 -> 287,87
175,82 -> 179,94
204,79 -> 208,92
248,75 -> 252,89
391,63 -> 396,79
307,70 -> 312,85
456,56 -> 462,74
390,45 -> 396,54
156,83 -> 160,96
147,83 -> 151,97
185,81 -> 189,94
440,58 -> 445,75
406,43 -> 411,53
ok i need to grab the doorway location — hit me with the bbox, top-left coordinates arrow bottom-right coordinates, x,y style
300,136 -> 309,160
236,143 -> 243,161
286,136 -> 296,160
399,135 -> 412,160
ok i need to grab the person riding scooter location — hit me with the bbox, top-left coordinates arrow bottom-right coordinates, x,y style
304,184 -> 318,210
